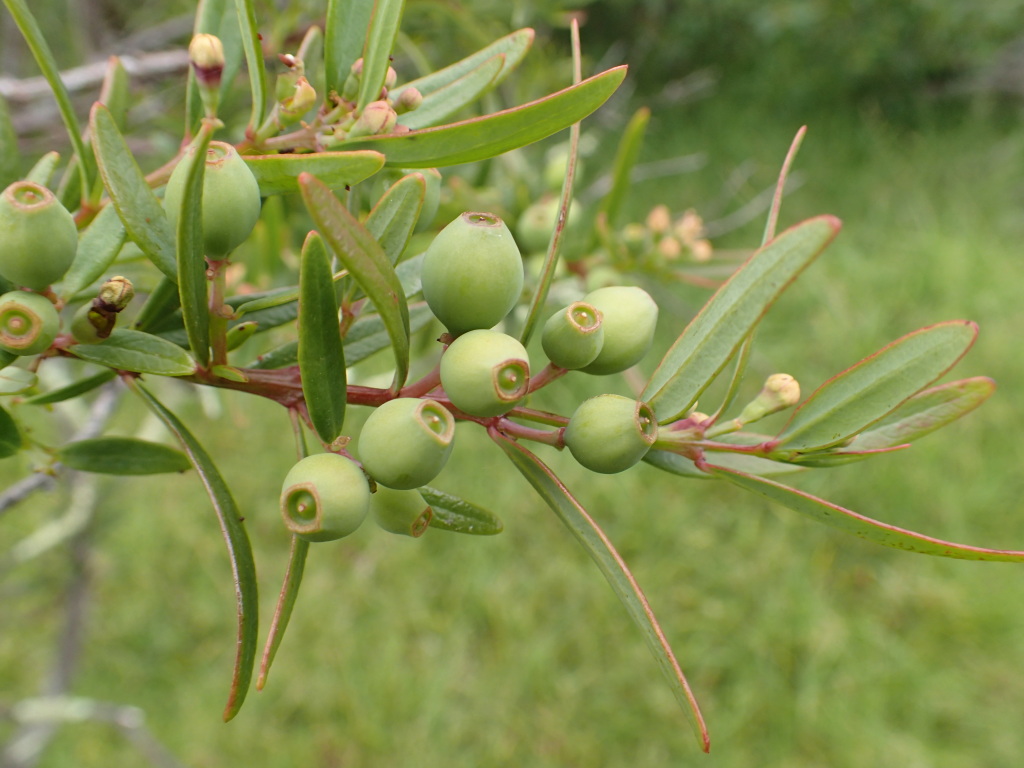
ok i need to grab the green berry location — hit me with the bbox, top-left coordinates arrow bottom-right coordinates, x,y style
515,194 -> 580,255
164,141 -> 262,260
579,286 -> 658,375
359,397 -> 455,490
70,302 -> 112,344
440,329 -> 530,418
280,453 -> 370,542
371,487 -> 433,537
421,212 -> 524,336
564,394 -> 658,474
0,181 -> 78,290
0,291 -> 60,356
541,301 -> 604,370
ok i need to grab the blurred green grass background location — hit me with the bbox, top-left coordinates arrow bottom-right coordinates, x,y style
5,2 -> 1024,766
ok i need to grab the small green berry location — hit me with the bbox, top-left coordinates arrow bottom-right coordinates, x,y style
541,301 -> 604,370
359,397 -> 455,490
0,181 -> 78,290
564,395 -> 659,474
280,453 -> 370,542
371,487 -> 433,537
440,329 -> 530,418
579,285 -> 659,375
421,212 -> 524,336
0,291 -> 60,356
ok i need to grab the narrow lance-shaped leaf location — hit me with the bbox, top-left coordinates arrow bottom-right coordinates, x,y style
397,54 -> 504,132
243,151 -> 385,196
90,104 -> 177,280
60,203 -> 127,301
25,151 -> 60,187
257,535 -> 310,690
343,66 -> 627,168
299,173 -> 410,391
420,486 -> 504,535
357,0 -> 406,111
643,216 -> 841,422
25,369 -> 118,406
709,462 -> 1024,562
69,329 -> 196,376
57,437 -> 191,475
644,447 -> 805,480
774,320 -> 978,453
298,231 -> 347,444
392,28 -> 533,101
233,0 -> 267,134
325,0 -> 373,100
0,402 -> 22,458
365,172 -> 425,265
0,95 -> 19,188
175,124 -> 216,367
494,432 -> 711,753
599,106 -> 650,230
0,367 -> 36,395
129,380 -> 258,720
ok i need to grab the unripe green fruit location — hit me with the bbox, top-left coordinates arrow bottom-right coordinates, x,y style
541,301 -> 604,370
515,194 -> 580,255
0,181 -> 78,289
564,394 -> 658,474
70,302 -> 111,344
371,487 -> 433,537
421,212 -> 524,336
280,453 -> 370,542
440,329 -> 530,417
0,291 -> 60,356
359,397 -> 455,490
579,285 -> 659,375
164,141 -> 262,260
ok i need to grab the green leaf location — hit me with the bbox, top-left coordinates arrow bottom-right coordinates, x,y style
0,402 -> 22,458
495,433 -> 710,753
775,320 -> 978,452
69,329 -> 197,376
174,125 -> 216,367
392,28 -> 533,101
90,104 -> 177,280
257,535 -> 310,690
25,369 -> 118,405
365,172 -> 425,264
0,366 -> 37,395
343,66 -> 628,168
57,437 -> 191,475
345,303 -> 433,366
99,56 -> 131,131
325,0 -> 373,100
644,448 -> 805,479
233,0 -> 267,134
298,231 -> 347,444
299,173 -> 410,391
60,204 -> 127,300
26,151 -> 61,187
2,0 -> 94,199
132,277 -> 181,333
0,95 -> 19,189
709,462 -> 1024,562
243,151 -> 385,196
599,106 -> 650,230
643,216 -> 841,422
247,339 -> 298,370
420,486 -> 504,535
129,380 -> 258,720
0,349 -> 17,369
397,54 -> 504,131
357,0 -> 406,111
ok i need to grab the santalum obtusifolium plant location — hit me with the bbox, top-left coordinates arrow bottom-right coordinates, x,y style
0,0 -> 1017,755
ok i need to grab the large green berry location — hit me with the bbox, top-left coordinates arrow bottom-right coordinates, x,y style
0,291 -> 60,356
164,141 -> 261,260
564,394 -> 658,474
280,453 -> 370,542
541,301 -> 604,370
0,181 -> 78,290
421,212 -> 524,335
371,487 -> 433,537
579,286 -> 658,375
359,397 -> 455,490
440,329 -> 530,417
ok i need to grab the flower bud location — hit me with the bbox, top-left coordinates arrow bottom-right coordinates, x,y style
340,58 -> 363,103
646,204 -> 671,235
189,34 -> 225,117
98,275 -> 134,311
280,453 -> 370,542
579,285 -> 659,375
359,397 -> 455,490
440,329 -> 530,418
225,320 -> 259,351
163,141 -> 262,260
736,373 -> 801,425
541,301 -> 604,370
0,181 -> 78,290
395,87 -> 423,114
421,212 -> 525,336
0,291 -> 60,356
371,487 -> 433,537
347,100 -> 397,138
383,66 -> 398,91
564,395 -> 658,474
279,77 -> 317,125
